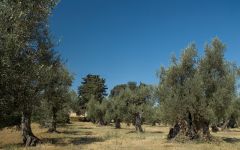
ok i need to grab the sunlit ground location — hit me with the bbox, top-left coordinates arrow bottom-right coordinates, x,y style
1,121 -> 240,150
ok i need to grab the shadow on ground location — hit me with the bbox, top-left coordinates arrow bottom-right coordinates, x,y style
41,137 -> 68,146
60,130 -> 94,136
78,127 -> 94,130
70,136 -> 105,145
41,135 -> 105,146
0,143 -> 23,149
60,130 -> 79,135
1,127 -> 104,149
126,130 -> 137,134
126,130 -> 164,134
148,131 -> 164,134
222,137 -> 240,143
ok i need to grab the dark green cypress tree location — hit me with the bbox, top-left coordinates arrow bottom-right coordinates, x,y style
78,74 -> 107,124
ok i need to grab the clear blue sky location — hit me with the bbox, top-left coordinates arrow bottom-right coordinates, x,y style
50,0 -> 240,93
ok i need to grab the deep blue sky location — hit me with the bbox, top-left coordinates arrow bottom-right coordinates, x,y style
50,0 -> 240,93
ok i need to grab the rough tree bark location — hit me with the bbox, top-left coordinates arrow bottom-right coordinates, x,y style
22,111 -> 39,146
115,118 -> 121,129
199,120 -> 211,140
227,116 -> 238,128
168,114 -> 211,141
98,117 -> 105,126
48,107 -> 58,133
168,122 -> 180,139
211,124 -> 219,132
152,121 -> 156,126
221,119 -> 230,131
135,112 -> 143,132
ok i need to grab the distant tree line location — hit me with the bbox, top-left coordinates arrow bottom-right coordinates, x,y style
77,38 -> 240,142
78,77 -> 157,131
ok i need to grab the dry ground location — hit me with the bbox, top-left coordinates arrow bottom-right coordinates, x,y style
1,121 -> 240,150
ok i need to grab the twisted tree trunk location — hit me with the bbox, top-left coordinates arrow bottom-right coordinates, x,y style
168,122 -> 181,139
211,124 -> 219,132
221,119 -> 230,131
227,116 -> 238,128
202,121 -> 211,140
135,112 -> 143,132
48,107 -> 58,133
115,118 -> 121,129
168,115 -> 211,141
98,117 -> 105,126
22,111 -> 39,146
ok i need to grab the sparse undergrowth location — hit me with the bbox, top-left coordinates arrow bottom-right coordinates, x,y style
1,121 -> 240,150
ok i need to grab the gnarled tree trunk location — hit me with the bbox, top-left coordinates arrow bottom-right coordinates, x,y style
22,111 -> 39,146
135,112 -> 143,132
98,117 -> 105,126
202,121 -> 211,140
228,116 -> 238,128
211,124 -> 219,132
194,120 -> 211,141
48,107 -> 58,133
168,122 -> 181,139
115,118 -> 121,129
168,114 -> 211,141
221,119 -> 230,131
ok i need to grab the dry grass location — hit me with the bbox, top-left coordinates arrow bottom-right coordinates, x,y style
1,122 -> 240,150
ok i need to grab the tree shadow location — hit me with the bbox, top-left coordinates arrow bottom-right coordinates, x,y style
60,130 -> 94,136
79,127 -> 94,129
0,143 -> 23,149
1,137 -> 70,148
41,137 -> 68,146
70,136 -> 105,145
60,130 -> 80,135
39,135 -> 105,146
222,137 -> 240,143
81,131 -> 94,135
1,133 -> 104,148
148,131 -> 164,134
74,126 -> 94,130
126,130 -> 137,134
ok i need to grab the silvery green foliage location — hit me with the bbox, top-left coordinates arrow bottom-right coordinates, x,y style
0,0 -> 58,128
158,38 -> 237,127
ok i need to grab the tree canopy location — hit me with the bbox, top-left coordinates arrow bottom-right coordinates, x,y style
158,38 -> 238,140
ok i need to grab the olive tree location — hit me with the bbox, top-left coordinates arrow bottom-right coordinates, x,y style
158,38 -> 237,141
106,82 -> 153,132
0,0 -> 58,146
